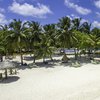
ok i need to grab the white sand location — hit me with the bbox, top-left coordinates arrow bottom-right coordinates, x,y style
1,56 -> 100,100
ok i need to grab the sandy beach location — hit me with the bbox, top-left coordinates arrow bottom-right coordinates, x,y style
0,56 -> 100,100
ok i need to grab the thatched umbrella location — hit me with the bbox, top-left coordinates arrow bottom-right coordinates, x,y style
0,61 -> 17,78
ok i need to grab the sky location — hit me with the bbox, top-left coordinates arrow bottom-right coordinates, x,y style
0,0 -> 100,28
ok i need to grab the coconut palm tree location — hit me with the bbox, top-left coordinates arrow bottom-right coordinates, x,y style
80,21 -> 92,58
7,19 -> 27,65
90,28 -> 100,57
42,24 -> 57,61
72,18 -> 81,60
0,24 -> 10,61
91,27 -> 100,37
43,24 -> 57,46
37,33 -> 55,63
26,21 -> 42,63
72,18 -> 81,31
80,22 -> 91,34
57,16 -> 75,62
57,16 -> 71,49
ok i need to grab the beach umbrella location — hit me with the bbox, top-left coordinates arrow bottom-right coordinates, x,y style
0,61 -> 16,69
0,60 -> 17,78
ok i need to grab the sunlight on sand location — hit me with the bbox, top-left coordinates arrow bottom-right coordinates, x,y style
0,55 -> 100,100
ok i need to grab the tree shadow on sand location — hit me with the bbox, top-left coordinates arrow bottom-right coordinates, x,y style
16,56 -> 93,70
59,56 -> 92,68
17,62 -> 56,70
35,62 -> 56,68
17,58 -> 62,70
0,76 -> 20,84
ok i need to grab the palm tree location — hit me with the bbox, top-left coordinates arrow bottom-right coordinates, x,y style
42,24 -> 57,61
26,21 -> 42,63
74,31 -> 90,57
0,25 -> 10,61
7,19 -> 27,65
37,33 -> 55,63
90,28 -> 100,57
43,24 -> 57,46
80,21 -> 92,58
91,27 -> 100,37
72,18 -> 81,60
57,16 -> 75,62
72,18 -> 81,31
80,22 -> 91,34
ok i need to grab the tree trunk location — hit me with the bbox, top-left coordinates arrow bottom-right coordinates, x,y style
93,49 -> 96,58
33,54 -> 36,64
0,54 -> 3,62
0,55 -> 3,62
50,55 -> 53,61
88,49 -> 93,60
43,57 -> 45,63
43,56 -> 48,64
74,48 -> 76,60
88,49 -> 91,58
5,69 -> 7,79
21,53 -> 23,65
74,48 -> 78,60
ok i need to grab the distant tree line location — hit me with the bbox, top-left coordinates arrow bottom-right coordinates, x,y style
0,17 -> 100,64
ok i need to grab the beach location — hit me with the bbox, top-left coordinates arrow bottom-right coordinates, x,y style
0,56 -> 100,100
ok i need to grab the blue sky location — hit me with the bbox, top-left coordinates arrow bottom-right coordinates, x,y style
0,0 -> 100,28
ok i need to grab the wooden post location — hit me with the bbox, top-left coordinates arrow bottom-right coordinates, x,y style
9,68 -> 13,75
5,69 -> 7,79
0,73 -> 2,80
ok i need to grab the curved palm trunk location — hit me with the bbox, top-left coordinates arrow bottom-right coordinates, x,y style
74,48 -> 78,60
43,57 -> 46,63
20,53 -> 23,65
20,48 -> 23,65
93,49 -> 96,58
43,56 -> 48,64
88,49 -> 92,59
50,55 -> 53,61
1,56 -> 3,62
0,55 -> 3,62
33,54 -> 36,64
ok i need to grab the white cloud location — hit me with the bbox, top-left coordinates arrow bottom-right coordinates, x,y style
67,14 -> 88,24
0,6 -> 8,25
81,19 -> 89,23
96,12 -> 100,17
0,13 -> 8,25
70,14 -> 80,18
94,0 -> 100,8
8,1 -> 52,18
65,0 -> 91,15
0,8 -> 5,13
0,7 -> 8,25
66,14 -> 79,20
92,21 -> 100,28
